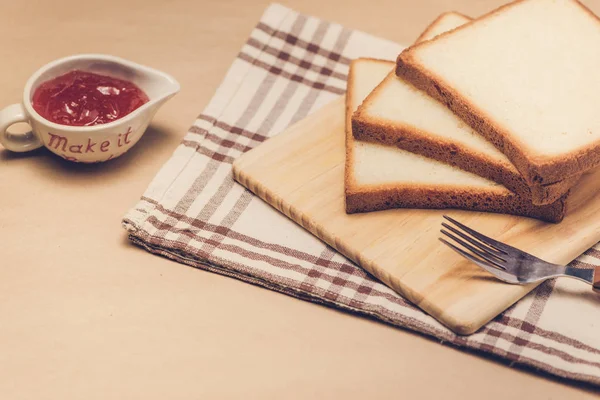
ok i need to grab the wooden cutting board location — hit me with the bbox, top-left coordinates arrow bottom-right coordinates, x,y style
232,97 -> 600,334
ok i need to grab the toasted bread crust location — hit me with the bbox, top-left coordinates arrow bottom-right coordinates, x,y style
346,184 -> 567,223
345,58 -> 567,222
395,0 -> 595,189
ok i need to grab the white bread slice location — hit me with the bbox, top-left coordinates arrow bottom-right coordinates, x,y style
345,58 -> 566,222
353,11 -> 578,205
396,0 -> 597,190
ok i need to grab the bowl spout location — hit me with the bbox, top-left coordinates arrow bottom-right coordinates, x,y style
133,66 -> 180,104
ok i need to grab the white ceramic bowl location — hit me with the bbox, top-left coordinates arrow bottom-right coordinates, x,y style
0,54 -> 180,162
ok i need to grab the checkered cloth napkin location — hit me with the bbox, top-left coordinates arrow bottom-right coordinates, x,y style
123,3 -> 600,385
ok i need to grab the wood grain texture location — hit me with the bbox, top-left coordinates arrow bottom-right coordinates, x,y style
233,96 -> 600,334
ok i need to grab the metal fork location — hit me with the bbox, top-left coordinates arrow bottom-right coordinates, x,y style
439,215 -> 600,293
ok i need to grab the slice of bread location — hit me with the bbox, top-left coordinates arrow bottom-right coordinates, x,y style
345,58 -> 566,222
353,11 -> 579,205
396,0 -> 598,190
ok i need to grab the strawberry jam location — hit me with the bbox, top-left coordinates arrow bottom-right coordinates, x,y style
32,70 -> 149,126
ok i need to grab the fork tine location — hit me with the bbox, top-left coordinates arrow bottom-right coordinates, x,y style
439,239 -> 519,284
441,222 -> 506,261
443,215 -> 510,254
441,229 -> 507,270
439,238 -> 498,270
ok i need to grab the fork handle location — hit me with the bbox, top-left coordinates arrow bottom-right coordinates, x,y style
564,266 -> 600,292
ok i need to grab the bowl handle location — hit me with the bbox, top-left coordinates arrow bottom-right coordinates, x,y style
0,104 -> 43,152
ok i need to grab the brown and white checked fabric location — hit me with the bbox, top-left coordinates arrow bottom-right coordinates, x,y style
123,3 -> 600,386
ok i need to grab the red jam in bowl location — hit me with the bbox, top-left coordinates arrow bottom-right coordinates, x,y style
32,70 -> 149,126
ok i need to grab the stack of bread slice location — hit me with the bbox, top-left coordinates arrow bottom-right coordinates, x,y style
346,0 -> 600,223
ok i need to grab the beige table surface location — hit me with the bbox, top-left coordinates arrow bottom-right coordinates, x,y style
1,0 -> 599,398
